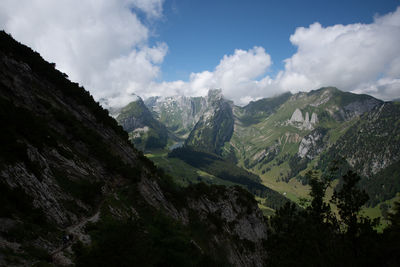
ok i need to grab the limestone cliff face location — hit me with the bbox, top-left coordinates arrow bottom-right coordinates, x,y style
185,89 -> 235,155
290,108 -> 304,122
298,128 -> 327,159
145,95 -> 208,137
289,108 -> 318,130
0,31 -> 267,266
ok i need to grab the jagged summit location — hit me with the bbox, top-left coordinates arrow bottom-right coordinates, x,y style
288,108 -> 318,130
116,96 -> 168,150
184,89 -> 234,155
207,88 -> 224,103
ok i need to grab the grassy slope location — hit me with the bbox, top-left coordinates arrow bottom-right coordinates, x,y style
226,89 -> 393,222
146,150 -> 236,187
147,148 -> 291,211
227,94 -> 320,203
148,89 -> 395,222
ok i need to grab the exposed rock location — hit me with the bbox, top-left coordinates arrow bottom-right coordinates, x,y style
288,109 -> 318,130
138,178 -> 268,266
145,94 -> 208,137
290,108 -> 304,122
185,89 -> 234,155
309,87 -> 333,107
342,98 -> 382,119
184,187 -> 268,267
298,128 -> 327,159
311,112 -> 318,124
253,149 -> 267,162
304,112 -> 310,124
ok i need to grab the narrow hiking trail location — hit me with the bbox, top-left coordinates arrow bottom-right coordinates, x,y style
50,200 -> 104,265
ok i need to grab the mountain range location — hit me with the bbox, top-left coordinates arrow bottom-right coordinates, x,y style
117,85 -> 400,217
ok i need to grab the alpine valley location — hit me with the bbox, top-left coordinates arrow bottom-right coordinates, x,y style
118,85 -> 400,219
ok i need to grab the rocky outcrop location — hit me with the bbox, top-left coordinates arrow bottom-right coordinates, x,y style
298,128 -> 327,159
139,181 -> 268,266
289,108 -> 318,130
311,112 -> 318,124
340,97 -> 382,120
309,87 -> 333,107
185,187 -> 267,267
290,108 -> 303,122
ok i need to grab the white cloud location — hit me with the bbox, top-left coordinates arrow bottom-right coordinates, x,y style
152,7 -> 400,105
277,7 -> 400,100
130,0 -> 164,19
0,0 -> 166,107
1,1 -> 399,106
150,46 -> 276,106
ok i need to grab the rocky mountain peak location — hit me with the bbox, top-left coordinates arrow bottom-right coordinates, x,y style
207,88 -> 224,104
289,108 -> 318,130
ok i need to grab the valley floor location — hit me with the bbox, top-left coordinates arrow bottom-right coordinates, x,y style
146,149 -> 395,230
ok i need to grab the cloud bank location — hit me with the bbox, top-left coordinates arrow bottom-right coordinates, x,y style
1,1 -> 399,106
147,47 -> 275,105
0,0 -> 166,107
279,8 -> 400,100
156,7 -> 400,104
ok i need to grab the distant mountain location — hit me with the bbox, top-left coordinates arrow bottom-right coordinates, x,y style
195,87 -> 400,207
116,96 -> 168,150
145,95 -> 208,138
142,86 -> 400,210
319,101 -> 400,205
185,89 -> 234,155
240,92 -> 292,126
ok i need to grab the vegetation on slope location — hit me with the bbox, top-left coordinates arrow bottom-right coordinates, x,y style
239,92 -> 292,126
73,200 -> 229,266
169,147 -> 290,209
267,170 -> 400,266
0,30 -> 267,266
185,90 -> 234,155
319,102 -> 400,206
116,98 -> 168,150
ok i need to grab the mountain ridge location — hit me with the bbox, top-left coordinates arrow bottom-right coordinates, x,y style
116,96 -> 169,150
124,85 -> 399,212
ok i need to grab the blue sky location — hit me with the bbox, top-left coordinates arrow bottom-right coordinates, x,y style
1,0 -> 400,106
155,0 -> 400,81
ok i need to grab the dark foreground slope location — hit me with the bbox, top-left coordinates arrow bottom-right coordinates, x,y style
0,31 -> 267,266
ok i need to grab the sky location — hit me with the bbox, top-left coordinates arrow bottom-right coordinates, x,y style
1,0 -> 400,107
